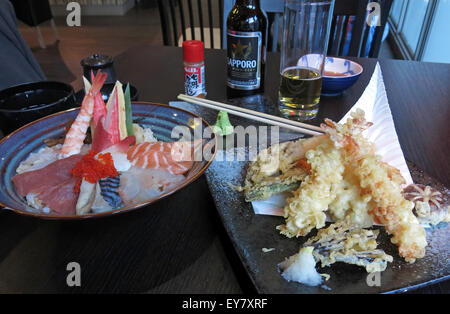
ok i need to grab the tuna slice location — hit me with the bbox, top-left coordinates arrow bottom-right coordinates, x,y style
12,154 -> 83,215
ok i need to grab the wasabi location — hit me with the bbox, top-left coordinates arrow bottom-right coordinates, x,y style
212,110 -> 234,136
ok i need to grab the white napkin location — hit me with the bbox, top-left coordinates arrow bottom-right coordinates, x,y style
252,62 -> 413,216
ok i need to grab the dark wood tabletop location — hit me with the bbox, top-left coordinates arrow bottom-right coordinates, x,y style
0,45 -> 448,293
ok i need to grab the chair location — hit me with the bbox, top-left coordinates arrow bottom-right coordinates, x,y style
327,0 -> 393,58
157,0 -> 225,49
225,0 -> 393,58
158,0 -> 392,58
10,0 -> 59,49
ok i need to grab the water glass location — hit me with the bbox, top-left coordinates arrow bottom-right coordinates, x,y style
278,0 -> 335,121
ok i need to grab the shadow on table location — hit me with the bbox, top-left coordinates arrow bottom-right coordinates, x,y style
0,177 -> 248,293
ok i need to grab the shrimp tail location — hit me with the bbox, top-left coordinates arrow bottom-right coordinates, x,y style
89,71 -> 107,97
60,71 -> 107,158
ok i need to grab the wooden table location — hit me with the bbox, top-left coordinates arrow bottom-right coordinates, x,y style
0,45 -> 448,293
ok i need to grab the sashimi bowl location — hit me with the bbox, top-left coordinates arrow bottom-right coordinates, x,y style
0,102 -> 217,219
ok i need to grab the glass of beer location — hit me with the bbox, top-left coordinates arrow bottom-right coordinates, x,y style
278,0 -> 335,120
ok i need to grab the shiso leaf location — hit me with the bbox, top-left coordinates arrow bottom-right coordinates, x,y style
304,221 -> 393,273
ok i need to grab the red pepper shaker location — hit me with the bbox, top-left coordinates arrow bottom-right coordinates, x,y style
182,40 -> 206,98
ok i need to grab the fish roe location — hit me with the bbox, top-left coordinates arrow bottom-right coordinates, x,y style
71,150 -> 118,193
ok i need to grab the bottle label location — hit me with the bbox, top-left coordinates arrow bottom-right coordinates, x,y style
227,30 -> 262,90
184,65 -> 206,96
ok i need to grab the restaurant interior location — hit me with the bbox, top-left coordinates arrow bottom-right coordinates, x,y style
0,0 -> 448,296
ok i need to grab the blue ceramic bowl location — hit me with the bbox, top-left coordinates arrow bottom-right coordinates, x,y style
321,57 -> 363,96
297,55 -> 363,96
0,102 -> 216,220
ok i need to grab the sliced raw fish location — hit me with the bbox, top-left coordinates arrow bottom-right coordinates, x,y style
12,154 -> 83,197
119,167 -> 185,206
99,176 -> 124,209
76,179 -> 96,215
91,182 -> 113,213
27,177 -> 79,216
126,141 -> 194,175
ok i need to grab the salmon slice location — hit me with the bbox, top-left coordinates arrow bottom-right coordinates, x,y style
127,141 -> 194,175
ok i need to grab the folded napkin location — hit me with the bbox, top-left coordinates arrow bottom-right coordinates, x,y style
252,62 -> 413,216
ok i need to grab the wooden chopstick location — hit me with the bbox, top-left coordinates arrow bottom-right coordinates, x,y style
177,94 -> 324,136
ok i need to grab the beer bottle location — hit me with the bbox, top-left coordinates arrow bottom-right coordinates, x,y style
226,0 -> 267,98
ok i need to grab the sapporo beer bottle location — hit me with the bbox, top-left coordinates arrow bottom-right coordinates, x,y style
226,0 -> 267,98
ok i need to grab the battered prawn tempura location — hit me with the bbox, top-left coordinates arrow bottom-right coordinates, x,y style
277,109 -> 427,263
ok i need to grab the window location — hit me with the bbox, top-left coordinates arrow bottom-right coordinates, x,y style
399,0 -> 430,55
390,0 -> 405,27
388,0 -> 449,63
422,0 -> 450,63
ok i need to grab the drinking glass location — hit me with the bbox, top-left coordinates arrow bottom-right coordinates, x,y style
278,0 -> 335,121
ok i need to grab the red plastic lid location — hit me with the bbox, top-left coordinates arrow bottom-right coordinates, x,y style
183,40 -> 204,63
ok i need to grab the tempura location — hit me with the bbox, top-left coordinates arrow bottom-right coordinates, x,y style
276,109 -> 427,263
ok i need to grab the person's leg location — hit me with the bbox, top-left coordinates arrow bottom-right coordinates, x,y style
0,0 -> 46,90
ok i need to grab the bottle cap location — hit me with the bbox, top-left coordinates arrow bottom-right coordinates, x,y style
183,40 -> 204,63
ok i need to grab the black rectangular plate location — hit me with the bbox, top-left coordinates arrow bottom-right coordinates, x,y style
205,147 -> 450,294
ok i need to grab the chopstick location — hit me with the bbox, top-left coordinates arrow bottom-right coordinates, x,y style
177,94 -> 324,136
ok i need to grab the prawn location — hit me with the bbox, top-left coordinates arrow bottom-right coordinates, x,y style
60,71 -> 107,158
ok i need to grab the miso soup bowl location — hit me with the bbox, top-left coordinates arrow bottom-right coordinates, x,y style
0,81 -> 75,135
